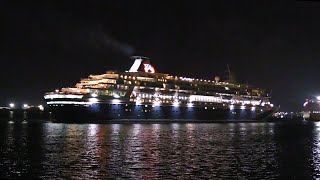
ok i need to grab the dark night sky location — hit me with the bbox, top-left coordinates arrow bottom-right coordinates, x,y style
0,1 -> 320,111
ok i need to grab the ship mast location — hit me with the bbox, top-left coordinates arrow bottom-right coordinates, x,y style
226,64 -> 236,83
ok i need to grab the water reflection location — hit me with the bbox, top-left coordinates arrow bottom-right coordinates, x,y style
312,122 -> 320,177
1,121 -> 320,178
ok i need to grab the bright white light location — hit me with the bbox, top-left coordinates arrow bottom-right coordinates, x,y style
173,100 -> 179,107
251,106 -> 256,111
261,102 -> 265,106
9,103 -> 14,108
55,89 -> 59,93
135,97 -> 142,105
112,99 -> 121,104
187,102 -> 193,107
113,94 -> 120,98
38,105 -> 44,111
241,105 -> 245,110
23,104 -> 28,109
89,98 -> 98,102
317,96 -> 320,101
303,102 -> 308,107
153,101 -> 161,106
91,93 -> 98,97
251,101 -> 260,106
270,104 -> 274,107
229,105 -> 234,110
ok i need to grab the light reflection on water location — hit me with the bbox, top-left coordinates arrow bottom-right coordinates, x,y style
312,122 -> 320,176
0,121 -> 319,178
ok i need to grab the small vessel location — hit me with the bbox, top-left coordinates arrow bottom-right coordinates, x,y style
303,96 -> 320,121
44,56 -> 277,122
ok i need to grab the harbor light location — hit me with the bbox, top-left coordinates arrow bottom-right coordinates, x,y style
91,93 -> 98,97
9,103 -> 15,108
241,105 -> 245,110
317,96 -> 320,100
23,104 -> 29,109
38,105 -> 44,111
229,105 -> 234,110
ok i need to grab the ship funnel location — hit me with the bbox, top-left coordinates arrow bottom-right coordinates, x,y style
129,56 -> 156,73
129,57 -> 143,72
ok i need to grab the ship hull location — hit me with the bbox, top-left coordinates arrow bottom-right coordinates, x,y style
48,103 -> 276,123
304,112 -> 320,121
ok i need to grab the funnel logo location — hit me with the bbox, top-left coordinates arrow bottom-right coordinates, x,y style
143,63 -> 155,73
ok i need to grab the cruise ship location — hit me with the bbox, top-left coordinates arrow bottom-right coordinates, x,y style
303,96 -> 320,121
44,56 -> 277,122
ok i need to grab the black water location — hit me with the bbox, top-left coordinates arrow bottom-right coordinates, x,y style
0,120 -> 318,179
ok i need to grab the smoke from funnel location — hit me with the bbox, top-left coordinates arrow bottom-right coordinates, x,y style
91,26 -> 135,56
101,33 -> 135,56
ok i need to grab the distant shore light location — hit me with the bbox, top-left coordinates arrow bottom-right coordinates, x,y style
38,105 -> 44,111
